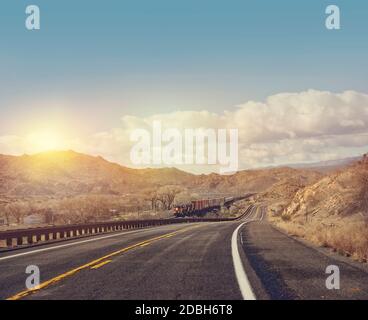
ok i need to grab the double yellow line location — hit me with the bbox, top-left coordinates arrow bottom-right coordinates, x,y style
7,225 -> 198,300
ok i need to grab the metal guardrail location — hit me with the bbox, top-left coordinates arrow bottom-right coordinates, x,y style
0,213 -> 249,250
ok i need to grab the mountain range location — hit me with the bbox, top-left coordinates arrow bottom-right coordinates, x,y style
0,150 -> 331,199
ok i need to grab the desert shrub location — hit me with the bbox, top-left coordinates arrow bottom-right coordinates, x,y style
276,218 -> 368,262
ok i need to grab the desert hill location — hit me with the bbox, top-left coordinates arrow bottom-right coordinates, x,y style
0,150 -> 325,200
283,154 -> 368,222
0,151 -> 142,196
190,167 -> 323,196
272,154 -> 368,262
286,156 -> 361,173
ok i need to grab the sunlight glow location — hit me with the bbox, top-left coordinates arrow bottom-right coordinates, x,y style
26,130 -> 67,153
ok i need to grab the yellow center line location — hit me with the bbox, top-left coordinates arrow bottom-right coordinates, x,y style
6,224 -> 200,300
90,260 -> 112,270
140,243 -> 151,248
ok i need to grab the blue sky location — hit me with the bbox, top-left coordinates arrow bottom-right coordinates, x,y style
0,1 -> 367,172
1,0 -> 367,134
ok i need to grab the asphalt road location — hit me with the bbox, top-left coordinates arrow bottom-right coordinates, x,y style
239,213 -> 368,300
0,206 -> 367,300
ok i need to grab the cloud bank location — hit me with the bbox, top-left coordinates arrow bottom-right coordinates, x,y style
1,90 -> 368,173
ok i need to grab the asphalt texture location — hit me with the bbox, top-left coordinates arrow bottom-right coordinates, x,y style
240,212 -> 368,300
1,206 -> 367,300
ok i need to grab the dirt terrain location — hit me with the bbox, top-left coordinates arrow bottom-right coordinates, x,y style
266,155 -> 368,262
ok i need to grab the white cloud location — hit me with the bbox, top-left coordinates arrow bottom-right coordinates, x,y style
1,89 -> 368,173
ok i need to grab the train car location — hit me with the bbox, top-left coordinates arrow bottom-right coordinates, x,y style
174,195 -> 251,218
175,197 -> 227,217
175,195 -> 248,217
174,202 -> 193,217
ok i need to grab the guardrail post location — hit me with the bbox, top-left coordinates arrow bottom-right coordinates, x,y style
17,236 -> 23,246
6,237 -> 13,247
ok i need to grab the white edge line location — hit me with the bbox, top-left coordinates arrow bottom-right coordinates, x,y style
0,227 -> 154,261
231,221 -> 256,300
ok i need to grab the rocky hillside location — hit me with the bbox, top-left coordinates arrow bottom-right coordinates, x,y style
0,151 -> 150,196
0,150 -> 323,200
272,154 -> 368,262
190,167 -> 322,196
283,154 -> 368,223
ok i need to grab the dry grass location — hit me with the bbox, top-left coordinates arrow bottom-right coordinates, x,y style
273,216 -> 368,263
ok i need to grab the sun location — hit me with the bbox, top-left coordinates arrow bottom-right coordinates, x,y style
26,130 -> 67,153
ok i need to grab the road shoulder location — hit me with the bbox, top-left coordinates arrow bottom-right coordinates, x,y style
239,220 -> 368,300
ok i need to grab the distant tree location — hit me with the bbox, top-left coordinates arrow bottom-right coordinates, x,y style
0,204 -> 10,226
58,197 -> 81,224
157,186 -> 183,210
5,202 -> 29,224
57,195 -> 116,224
174,190 -> 194,205
144,190 -> 159,211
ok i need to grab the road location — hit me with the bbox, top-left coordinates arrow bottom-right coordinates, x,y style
1,206 -> 368,300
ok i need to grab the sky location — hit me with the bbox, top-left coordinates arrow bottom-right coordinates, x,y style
0,0 -> 367,173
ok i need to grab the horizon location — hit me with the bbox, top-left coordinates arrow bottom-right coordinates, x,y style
0,148 -> 363,176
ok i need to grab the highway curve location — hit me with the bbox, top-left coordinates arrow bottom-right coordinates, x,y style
1,206 -> 368,300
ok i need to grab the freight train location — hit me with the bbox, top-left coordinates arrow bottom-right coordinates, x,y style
174,197 -> 234,217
